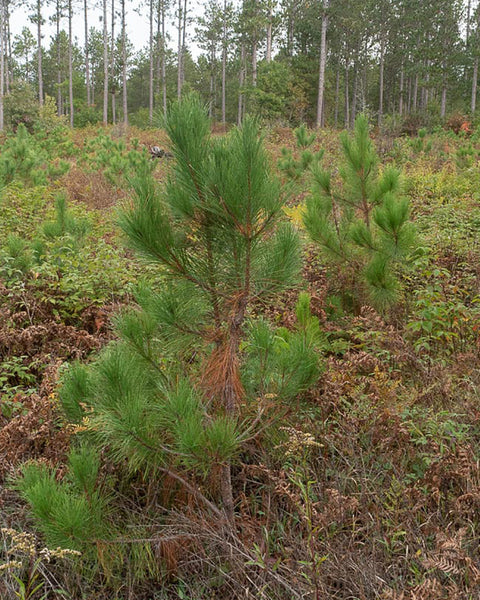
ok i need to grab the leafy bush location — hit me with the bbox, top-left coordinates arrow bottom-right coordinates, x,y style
3,81 -> 39,132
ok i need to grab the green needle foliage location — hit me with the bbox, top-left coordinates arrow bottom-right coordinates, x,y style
278,124 -> 324,182
0,124 -> 69,188
42,194 -> 90,240
16,445 -> 109,554
304,114 -> 415,310
49,94 -> 303,525
243,293 -> 325,400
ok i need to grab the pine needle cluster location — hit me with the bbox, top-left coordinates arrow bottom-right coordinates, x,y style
278,124 -> 324,182
304,115 -> 415,310
15,446 -> 108,553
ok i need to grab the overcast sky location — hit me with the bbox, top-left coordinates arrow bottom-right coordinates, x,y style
9,0 -> 204,59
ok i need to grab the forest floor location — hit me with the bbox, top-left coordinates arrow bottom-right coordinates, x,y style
2,121 -> 480,599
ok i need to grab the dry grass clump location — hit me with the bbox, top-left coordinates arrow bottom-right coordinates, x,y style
62,165 -> 126,210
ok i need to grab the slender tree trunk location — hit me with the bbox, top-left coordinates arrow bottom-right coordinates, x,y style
220,465 -> 234,523
121,0 -> 127,126
252,38 -> 257,87
5,0 -> 11,90
3,0 -> 8,93
471,10 -> 480,114
413,73 -> 418,112
344,57 -> 350,128
399,62 -> 404,116
36,0 -> 43,105
110,0 -> 116,124
68,0 -> 73,126
406,76 -> 410,114
25,47 -> 29,82
266,4 -> 272,62
440,63 -> 447,118
237,42 -> 245,126
316,0 -> 328,128
287,2 -> 294,56
56,0 -> 62,116
467,0 -> 472,46
182,0 -> 187,87
466,0 -> 472,80
221,0 -> 227,124
209,45 -> 214,118
148,0 -> 154,124
177,0 -> 182,98
351,58 -> 359,127
423,63 -> 429,109
155,1 -> 161,98
84,0 -> 91,105
103,0 -> 108,124
472,57 -> 478,114
362,44 -> 368,112
378,30 -> 385,128
0,0 -> 4,132
440,86 -> 447,118
161,0 -> 167,114
334,63 -> 340,127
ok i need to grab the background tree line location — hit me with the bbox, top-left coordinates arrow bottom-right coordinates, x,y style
0,0 -> 479,130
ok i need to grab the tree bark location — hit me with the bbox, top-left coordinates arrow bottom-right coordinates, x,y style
334,63 -> 340,127
237,42 -> 245,125
440,64 -> 447,118
467,0 -> 472,47
68,0 -> 73,126
3,0 -> 9,93
399,62 -> 404,116
423,62 -> 429,110
210,43 -> 216,118
121,0 -> 127,126
378,29 -> 385,127
344,56 -> 349,128
111,0 -> 116,124
265,4 -> 272,62
103,0 -> 108,124
412,73 -> 418,112
148,0 -> 154,124
472,57 -> 478,114
221,0 -> 227,124
287,1 -> 294,56
84,0 -> 91,106
471,9 -> 480,114
440,85 -> 447,118
351,57 -> 359,127
182,0 -> 187,87
315,0 -> 328,128
36,0 -> 43,105
0,0 -> 4,131
161,0 -> 167,114
56,0 -> 62,115
177,0 -> 182,98
252,34 -> 257,87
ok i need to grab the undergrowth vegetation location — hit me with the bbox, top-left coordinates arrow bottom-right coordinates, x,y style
2,102 -> 480,599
